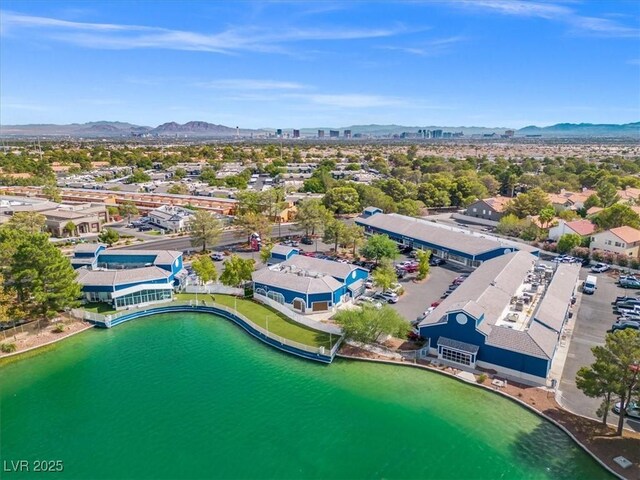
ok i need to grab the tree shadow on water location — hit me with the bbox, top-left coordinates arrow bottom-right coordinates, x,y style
510,421 -> 615,479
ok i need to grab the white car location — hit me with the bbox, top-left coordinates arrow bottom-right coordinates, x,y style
356,296 -> 383,309
613,401 -> 640,419
364,279 -> 374,289
590,263 -> 610,273
375,292 -> 399,304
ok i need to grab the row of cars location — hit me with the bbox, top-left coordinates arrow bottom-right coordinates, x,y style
610,294 -> 640,332
552,255 -> 588,265
441,274 -> 469,299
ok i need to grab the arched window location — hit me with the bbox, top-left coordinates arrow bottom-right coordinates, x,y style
267,291 -> 285,304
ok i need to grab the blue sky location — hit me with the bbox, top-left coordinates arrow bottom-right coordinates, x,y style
1,1 -> 639,128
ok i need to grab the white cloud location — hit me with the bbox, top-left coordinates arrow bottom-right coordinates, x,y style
0,11 -> 409,54
380,35 -> 467,56
449,0 -> 639,38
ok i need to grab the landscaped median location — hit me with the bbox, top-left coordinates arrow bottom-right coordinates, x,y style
174,294 -> 340,351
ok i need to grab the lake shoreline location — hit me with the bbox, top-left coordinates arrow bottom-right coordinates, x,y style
337,348 -> 638,480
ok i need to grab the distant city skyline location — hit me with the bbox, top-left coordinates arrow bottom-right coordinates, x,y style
1,1 -> 639,128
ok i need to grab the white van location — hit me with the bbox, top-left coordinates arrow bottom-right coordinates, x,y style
583,275 -> 597,295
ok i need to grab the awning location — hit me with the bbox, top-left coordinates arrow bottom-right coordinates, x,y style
347,279 -> 365,292
437,336 -> 479,354
111,283 -> 174,299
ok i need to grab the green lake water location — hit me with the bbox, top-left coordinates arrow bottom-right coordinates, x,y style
0,313 -> 611,479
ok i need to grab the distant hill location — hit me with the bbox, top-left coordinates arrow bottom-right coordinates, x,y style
517,122 -> 640,137
1,120 -> 638,138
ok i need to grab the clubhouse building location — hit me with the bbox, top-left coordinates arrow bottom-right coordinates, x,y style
252,253 -> 369,314
72,244 -> 186,309
418,251 -> 580,385
355,207 -> 538,267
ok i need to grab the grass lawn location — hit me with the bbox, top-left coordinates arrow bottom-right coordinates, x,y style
82,303 -> 117,315
175,293 -> 338,350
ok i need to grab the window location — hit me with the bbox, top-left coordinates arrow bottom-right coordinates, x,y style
472,207 -> 477,212
614,242 -> 623,247
266,290 -> 285,304
440,347 -> 472,366
605,240 -> 612,246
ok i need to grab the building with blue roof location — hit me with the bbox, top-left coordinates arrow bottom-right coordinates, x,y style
71,244 -> 186,309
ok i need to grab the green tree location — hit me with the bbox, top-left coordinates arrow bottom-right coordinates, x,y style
0,272 -> 16,328
538,206 -> 556,229
506,188 -> 552,218
583,193 -> 602,211
259,243 -> 273,264
557,233 -> 582,254
63,221 -> 76,237
190,210 -> 223,253
416,249 -> 431,280
334,305 -> 410,344
127,168 -> 151,184
191,255 -> 218,284
576,330 -> 640,436
496,214 -> 530,237
10,233 -> 81,320
360,234 -> 399,265
173,167 -> 187,180
323,186 -> 360,214
597,180 -> 620,208
323,218 -> 347,253
219,255 -> 255,287
6,212 -> 46,234
98,228 -> 120,246
294,199 -> 331,237
341,224 -> 365,256
234,212 -> 271,243
396,199 -> 424,217
167,183 -> 189,195
118,201 -> 139,224
594,204 -> 640,230
42,183 -> 62,203
372,261 -> 397,292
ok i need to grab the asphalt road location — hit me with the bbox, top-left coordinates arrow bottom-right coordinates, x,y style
559,269 -> 640,432
116,223 -> 301,252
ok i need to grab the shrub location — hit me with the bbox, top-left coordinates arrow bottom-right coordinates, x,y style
476,373 -> 488,384
570,246 -> 590,259
52,324 -> 65,333
603,252 -> 616,265
616,255 -> 629,268
1,343 -> 17,353
591,250 -> 604,262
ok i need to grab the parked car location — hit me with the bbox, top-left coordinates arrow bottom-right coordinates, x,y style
408,250 -> 418,258
374,291 -> 399,303
211,252 -> 224,261
591,263 -> 610,273
613,401 -> 640,419
138,225 -> 153,232
429,257 -> 446,266
617,306 -> 640,317
620,278 -> 640,289
614,295 -> 640,304
609,320 -> 640,332
399,245 -> 413,254
399,264 -> 418,273
364,278 -> 374,289
301,236 -> 314,245
615,299 -> 640,308
356,296 -> 383,309
618,313 -> 640,322
395,268 -> 407,279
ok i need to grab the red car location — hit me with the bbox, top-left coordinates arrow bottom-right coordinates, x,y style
431,301 -> 440,308
400,264 -> 418,273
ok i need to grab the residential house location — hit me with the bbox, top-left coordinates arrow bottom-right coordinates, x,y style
548,219 -> 596,241
464,196 -> 511,221
590,226 -> 640,258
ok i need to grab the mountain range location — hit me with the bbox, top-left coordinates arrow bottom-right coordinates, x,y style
0,121 -> 638,138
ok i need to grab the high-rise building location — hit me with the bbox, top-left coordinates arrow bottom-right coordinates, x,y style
431,129 -> 443,139
276,129 -> 283,137
329,130 -> 340,138
292,129 -> 300,138
318,130 -> 325,138
343,129 -> 352,139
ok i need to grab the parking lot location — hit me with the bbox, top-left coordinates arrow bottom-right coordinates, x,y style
559,268 -> 640,431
